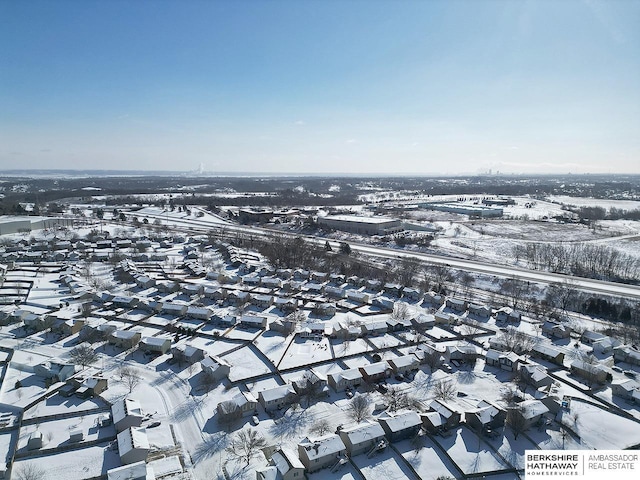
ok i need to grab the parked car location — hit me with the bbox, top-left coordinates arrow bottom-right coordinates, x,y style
251,415 -> 260,425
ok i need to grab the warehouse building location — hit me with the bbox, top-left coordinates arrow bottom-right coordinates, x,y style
317,215 -> 402,235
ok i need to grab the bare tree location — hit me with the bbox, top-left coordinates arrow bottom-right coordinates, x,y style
309,419 -> 331,436
225,428 -> 267,466
69,343 -> 98,369
499,385 -> 520,407
347,394 -> 372,423
391,302 -> 410,321
496,326 -> 538,354
506,406 -> 527,440
424,264 -> 452,294
383,385 -> 420,412
117,365 -> 142,393
296,371 -> 325,407
501,277 -> 531,311
13,464 -> 46,480
432,379 -> 456,401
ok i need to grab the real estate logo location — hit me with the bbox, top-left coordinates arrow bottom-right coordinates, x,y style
525,450 -> 639,479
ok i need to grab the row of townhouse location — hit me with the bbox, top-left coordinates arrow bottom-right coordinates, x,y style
327,356 -> 420,391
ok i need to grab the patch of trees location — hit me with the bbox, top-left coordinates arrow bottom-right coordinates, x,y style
514,242 -> 639,283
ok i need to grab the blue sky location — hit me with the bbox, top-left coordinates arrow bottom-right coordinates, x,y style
1,0 -> 638,174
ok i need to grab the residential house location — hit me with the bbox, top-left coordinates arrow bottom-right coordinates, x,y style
361,320 -> 388,336
383,283 -> 404,298
331,322 -> 361,340
23,313 -> 45,332
217,391 -> 258,421
274,297 -> 298,313
402,287 -> 422,302
519,364 -> 554,389
494,307 -> 521,323
34,359 -> 78,382
465,400 -> 506,434
468,303 -> 491,319
251,294 -> 274,309
613,346 -> 640,366
117,427 -> 150,465
422,292 -> 445,308
570,360 -> 612,385
240,314 -> 268,329
531,344 -> 565,366
109,330 -> 142,349
139,336 -> 172,355
112,397 -> 144,433
485,349 -> 525,372
75,376 -> 108,398
359,361 -> 392,383
182,283 -> 203,297
365,279 -> 382,292
411,314 -> 435,331
186,306 -> 212,321
258,384 -> 298,411
339,421 -> 386,457
427,399 -> 461,430
324,285 -> 346,299
378,410 -> 422,442
611,379 -> 640,403
372,297 -> 394,311
541,320 -> 571,339
510,400 -> 549,429
292,369 -> 328,397
434,311 -> 457,325
313,302 -> 336,317
269,318 -> 297,335
327,368 -> 363,392
445,297 -> 467,313
256,448 -> 305,480
112,296 -> 140,309
171,344 -> 205,365
346,290 -> 372,305
298,434 -> 347,473
227,290 -> 251,306
447,344 -> 481,363
106,461 -> 154,480
261,277 -> 283,289
53,318 -> 85,336
161,303 -> 188,317
200,355 -> 231,381
388,355 -> 419,375
386,317 -> 411,332
420,411 -> 445,434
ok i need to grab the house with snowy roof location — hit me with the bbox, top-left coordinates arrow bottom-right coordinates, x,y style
426,399 -> 461,430
171,344 -> 205,365
217,391 -> 258,421
611,379 -> 640,403
613,346 -> 640,366
107,461 -> 155,480
485,349 -> 525,372
388,355 -> 419,375
200,355 -> 231,381
378,410 -> 422,442
117,426 -> 149,465
359,361 -> 392,383
465,399 -> 506,434
531,344 -> 565,366
510,399 -> 549,429
34,358 -> 78,382
298,434 -> 347,473
541,320 -> 571,339
339,421 -> 386,457
327,368 -> 363,391
258,384 -> 298,411
109,330 -> 142,349
139,336 -> 172,355
519,363 -> 554,389
112,397 -> 144,433
256,448 -> 305,480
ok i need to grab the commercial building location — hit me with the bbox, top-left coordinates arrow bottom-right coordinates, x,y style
317,215 -> 403,235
